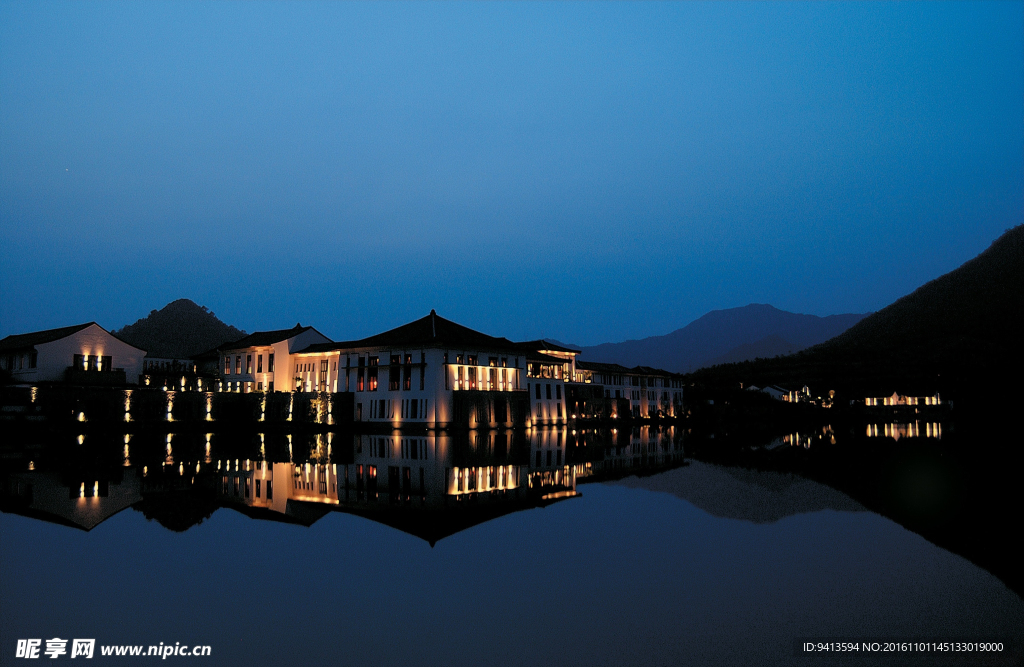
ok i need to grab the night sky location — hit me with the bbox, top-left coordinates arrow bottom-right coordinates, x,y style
1,2 -> 1021,345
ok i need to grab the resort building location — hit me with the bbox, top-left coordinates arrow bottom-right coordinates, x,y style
0,323 -> 145,385
0,313 -> 684,425
291,310 -> 529,428
573,360 -> 684,418
217,324 -> 331,393
864,392 -> 942,407
517,340 -> 578,426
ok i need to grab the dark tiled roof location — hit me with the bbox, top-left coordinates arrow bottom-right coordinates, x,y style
516,339 -> 581,355
218,325 -> 318,351
525,351 -> 569,364
576,360 -> 680,377
296,311 -> 521,354
632,365 -> 682,378
0,323 -> 96,352
575,360 -> 634,374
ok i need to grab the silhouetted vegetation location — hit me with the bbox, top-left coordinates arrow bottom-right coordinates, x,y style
112,299 -> 246,359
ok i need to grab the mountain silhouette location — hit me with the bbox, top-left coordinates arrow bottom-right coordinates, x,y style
113,299 -> 246,359
689,224 -> 1024,397
576,304 -> 868,372
816,224 -> 1023,372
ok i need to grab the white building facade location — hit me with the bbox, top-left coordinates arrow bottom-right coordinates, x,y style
0,323 -> 145,385
291,311 -> 528,428
217,324 -> 331,393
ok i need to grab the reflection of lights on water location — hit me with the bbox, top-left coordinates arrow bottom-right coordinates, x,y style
27,460 -> 34,471
77,435 -> 84,445
865,421 -> 942,441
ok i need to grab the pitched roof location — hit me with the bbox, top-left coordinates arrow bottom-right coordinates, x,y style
632,365 -> 682,378
575,359 -> 635,374
218,324 -> 317,351
296,310 -> 521,354
0,323 -> 97,352
516,339 -> 582,355
576,359 -> 681,377
525,351 -> 570,364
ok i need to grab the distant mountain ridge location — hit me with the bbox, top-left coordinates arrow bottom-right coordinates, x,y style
573,305 -> 869,373
113,299 -> 246,359
688,224 -> 1024,396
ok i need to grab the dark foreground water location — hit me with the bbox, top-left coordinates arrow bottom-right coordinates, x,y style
1,427 -> 1021,666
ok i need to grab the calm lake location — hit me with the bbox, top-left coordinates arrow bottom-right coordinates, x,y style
1,426 -> 1021,666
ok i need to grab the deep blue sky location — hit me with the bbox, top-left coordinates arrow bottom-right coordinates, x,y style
1,2 -> 1021,345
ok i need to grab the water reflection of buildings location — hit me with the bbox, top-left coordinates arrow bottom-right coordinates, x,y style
766,425 -> 837,449
568,425 -> 684,481
865,421 -> 942,440
1,464 -> 142,531
1,428 -> 592,544
864,392 -> 943,407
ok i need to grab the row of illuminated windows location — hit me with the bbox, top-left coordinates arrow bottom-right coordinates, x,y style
449,465 -> 518,495
450,365 -> 518,391
442,353 -> 518,368
526,362 -> 567,380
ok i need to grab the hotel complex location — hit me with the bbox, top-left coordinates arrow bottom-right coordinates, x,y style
0,310 -> 684,427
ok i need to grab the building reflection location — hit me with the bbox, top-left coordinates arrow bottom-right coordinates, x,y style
865,421 -> 942,440
2,427 -> 639,543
